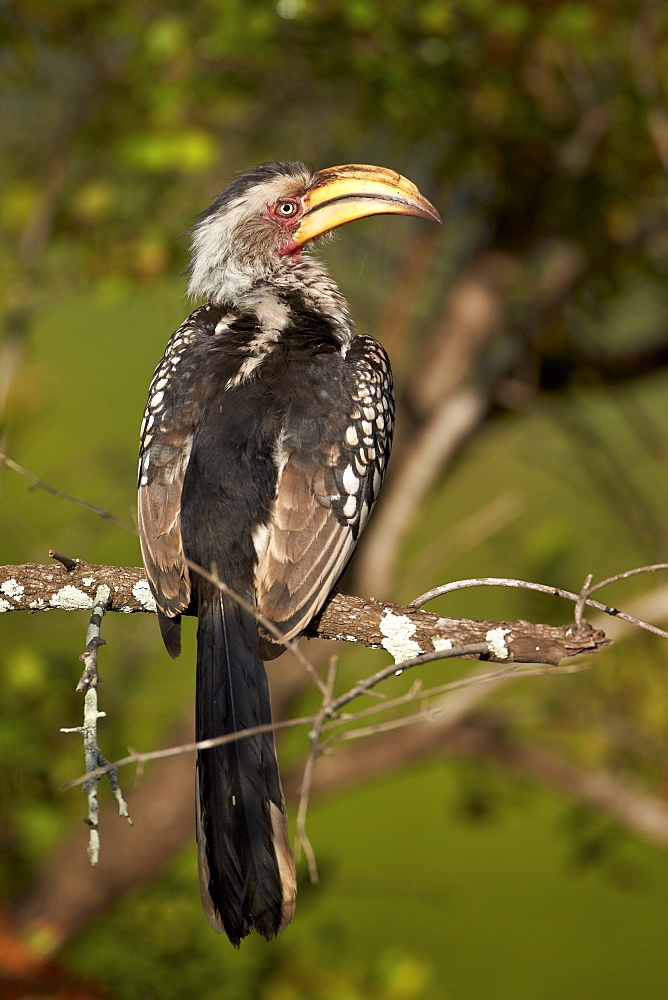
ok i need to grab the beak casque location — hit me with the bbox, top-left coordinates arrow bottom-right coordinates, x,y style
289,164 -> 442,248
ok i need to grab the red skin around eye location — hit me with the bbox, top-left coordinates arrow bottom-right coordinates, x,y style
266,200 -> 304,258
266,200 -> 303,226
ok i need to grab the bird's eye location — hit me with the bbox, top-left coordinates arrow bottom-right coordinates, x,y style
277,201 -> 298,217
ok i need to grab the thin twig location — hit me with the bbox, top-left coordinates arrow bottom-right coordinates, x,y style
61,714 -> 317,790
410,575 -> 668,640
61,689 -> 106,865
574,573 -> 593,627
0,453 -> 134,533
325,661 -> 593,742
49,549 -> 78,572
61,584 -> 132,863
328,643 -> 491,715
586,562 -> 668,594
295,656 -> 339,882
76,584 -> 111,691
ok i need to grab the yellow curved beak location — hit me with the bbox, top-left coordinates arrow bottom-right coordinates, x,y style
291,164 -> 442,247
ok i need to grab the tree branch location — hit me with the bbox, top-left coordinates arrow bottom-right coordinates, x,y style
0,560 -> 610,666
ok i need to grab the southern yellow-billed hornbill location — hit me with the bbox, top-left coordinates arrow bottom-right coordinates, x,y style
138,162 -> 440,945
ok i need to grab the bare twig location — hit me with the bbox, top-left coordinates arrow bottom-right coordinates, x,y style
60,689 -> 106,866
328,643 -> 491,716
0,453 -> 134,533
60,714 -> 317,791
574,573 -> 593,627
3,453 -> 657,646
326,661 -> 592,743
60,584 -> 132,864
76,583 -> 111,691
49,550 -> 79,572
586,562 -> 668,595
295,656 -> 339,882
411,574 -> 668,640
324,659 -> 590,733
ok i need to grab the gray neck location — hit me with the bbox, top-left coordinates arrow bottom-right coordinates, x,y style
203,256 -> 356,351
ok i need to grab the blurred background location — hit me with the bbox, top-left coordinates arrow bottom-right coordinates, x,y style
2,1 -> 668,997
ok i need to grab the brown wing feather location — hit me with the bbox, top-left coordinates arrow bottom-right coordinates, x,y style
137,310 -> 216,653
255,459 -> 356,641
138,475 -> 190,615
254,335 -> 394,645
138,438 -> 192,659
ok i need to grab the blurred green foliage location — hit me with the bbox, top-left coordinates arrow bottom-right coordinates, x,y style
2,0 -> 668,997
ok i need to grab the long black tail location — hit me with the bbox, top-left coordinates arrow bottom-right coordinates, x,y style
195,589 -> 296,945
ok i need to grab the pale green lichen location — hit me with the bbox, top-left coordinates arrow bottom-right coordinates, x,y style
485,627 -> 511,659
132,579 -> 156,612
50,585 -> 94,610
1,579 -> 24,601
379,609 -> 422,664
